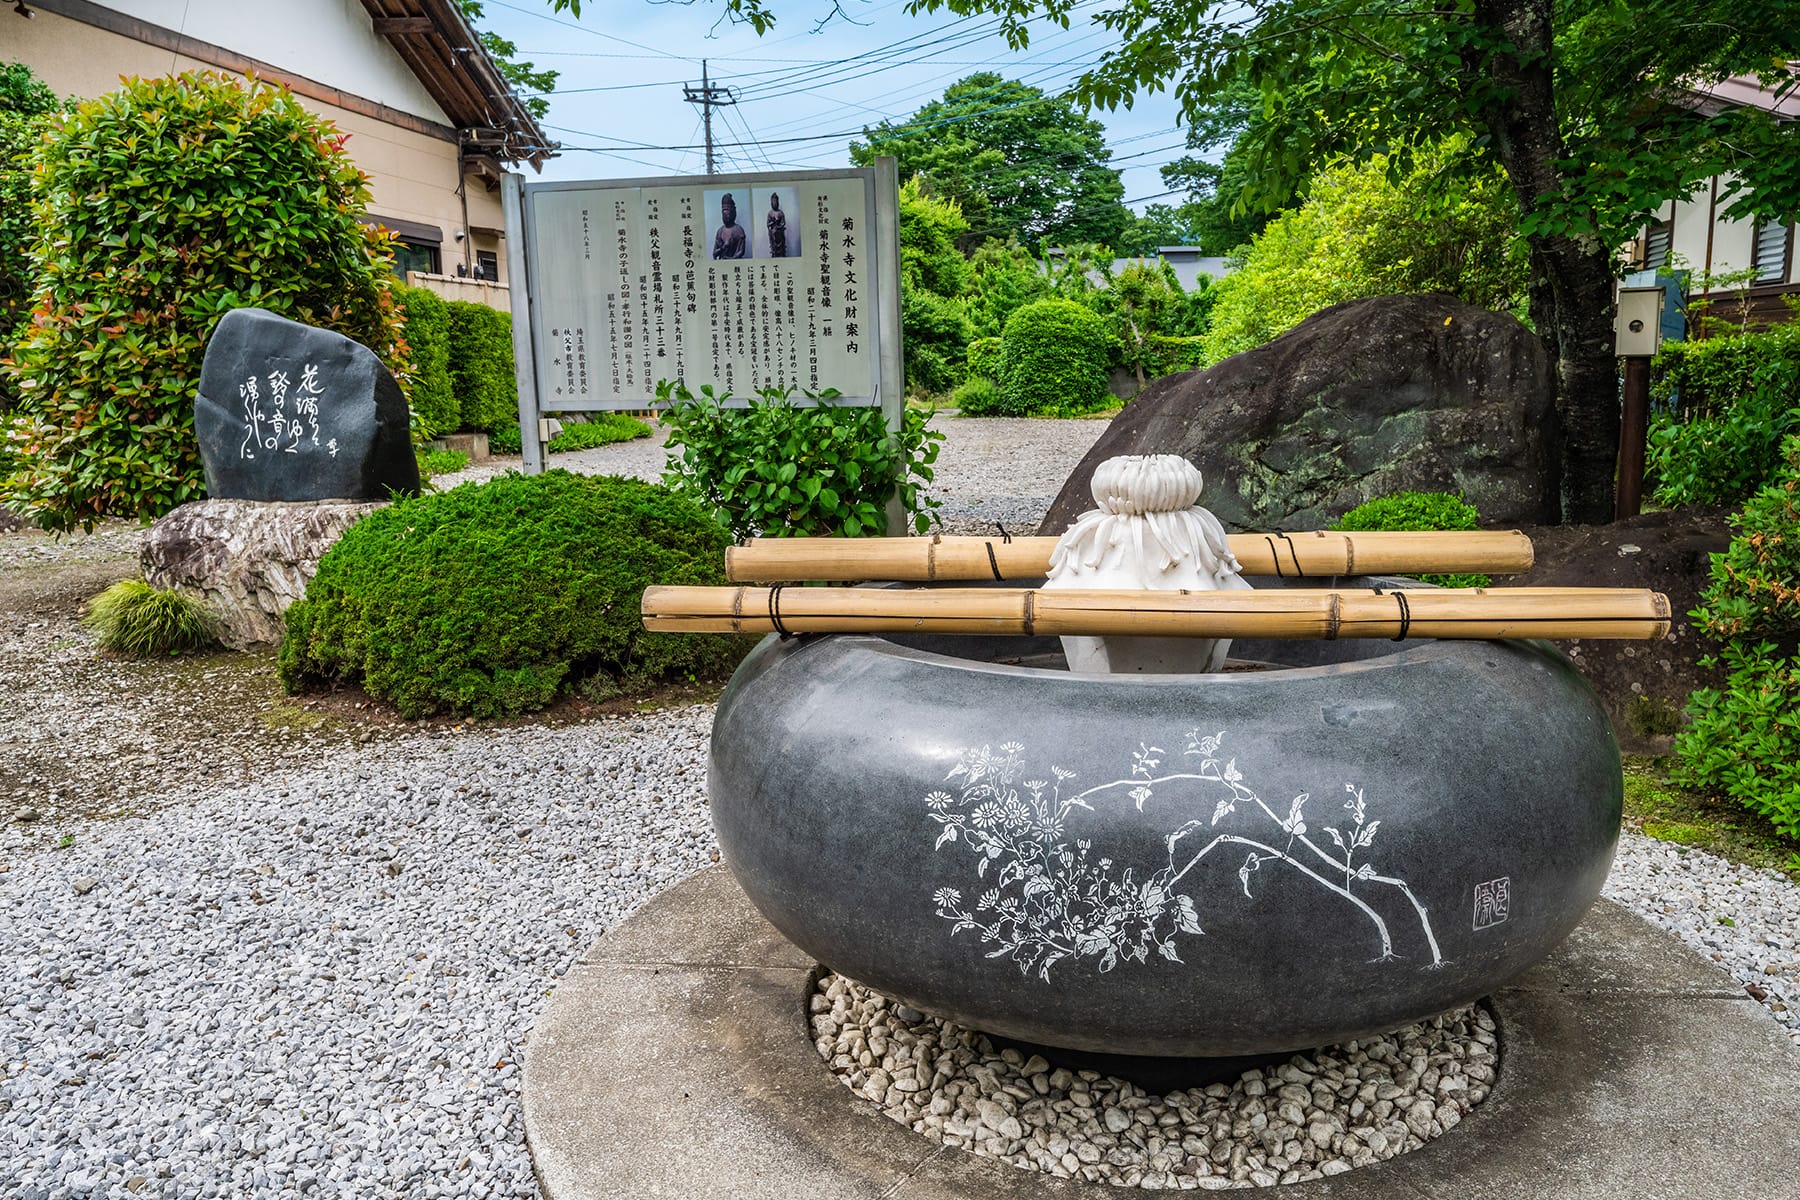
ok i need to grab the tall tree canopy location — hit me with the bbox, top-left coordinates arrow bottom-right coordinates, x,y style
458,0 -> 559,120
850,73 -> 1131,252
898,0 -> 1800,522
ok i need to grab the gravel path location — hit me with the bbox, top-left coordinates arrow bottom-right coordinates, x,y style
1,416 -> 1795,1199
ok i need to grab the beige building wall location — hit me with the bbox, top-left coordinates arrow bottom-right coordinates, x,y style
7,7 -> 508,286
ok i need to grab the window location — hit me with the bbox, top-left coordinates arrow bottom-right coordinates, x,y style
476,250 -> 500,281
1643,220 -> 1672,272
1752,216 -> 1792,286
391,240 -> 440,279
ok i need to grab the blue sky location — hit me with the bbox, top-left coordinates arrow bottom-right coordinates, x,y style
476,0 -> 1192,211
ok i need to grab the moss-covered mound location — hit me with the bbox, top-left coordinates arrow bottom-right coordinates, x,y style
278,470 -> 748,718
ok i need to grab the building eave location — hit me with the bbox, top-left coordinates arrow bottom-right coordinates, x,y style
359,0 -> 558,169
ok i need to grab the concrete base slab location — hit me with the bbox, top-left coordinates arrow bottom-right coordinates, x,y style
524,867 -> 1800,1199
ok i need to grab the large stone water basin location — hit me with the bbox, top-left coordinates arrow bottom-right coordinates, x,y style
708,581 -> 1622,1058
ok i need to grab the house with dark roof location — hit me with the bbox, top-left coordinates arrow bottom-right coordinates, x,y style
6,0 -> 554,304
1626,75 -> 1797,335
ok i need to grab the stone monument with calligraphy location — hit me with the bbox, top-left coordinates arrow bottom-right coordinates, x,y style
193,307 -> 419,502
143,308 -> 419,647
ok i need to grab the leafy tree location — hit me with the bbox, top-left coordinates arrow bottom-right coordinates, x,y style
962,237 -> 1054,340
457,1 -> 559,121
851,73 -> 1130,252
899,0 -> 1800,524
2,72 -> 407,531
1200,144 -> 1527,363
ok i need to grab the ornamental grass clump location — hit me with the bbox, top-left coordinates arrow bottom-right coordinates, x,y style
278,471 -> 749,719
1332,492 -> 1490,588
2,71 -> 408,531
84,579 -> 218,657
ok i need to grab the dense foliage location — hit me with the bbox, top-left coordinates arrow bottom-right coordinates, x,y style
280,471 -> 747,718
901,0 -> 1800,524
84,578 -> 218,657
659,383 -> 942,538
0,62 -> 62,418
1201,147 -> 1525,365
1331,492 -> 1490,589
997,299 -> 1114,418
1647,322 -> 1800,509
445,299 -> 517,432
962,238 -> 1054,342
398,286 -> 457,437
852,73 -> 1131,252
950,376 -> 1007,415
1675,436 -> 1800,838
1,72 -> 406,531
965,336 -> 1003,381
897,178 -> 973,394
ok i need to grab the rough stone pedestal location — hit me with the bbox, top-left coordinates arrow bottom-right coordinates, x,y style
142,498 -> 382,648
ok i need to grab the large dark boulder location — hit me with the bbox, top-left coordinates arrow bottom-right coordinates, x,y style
1041,294 -> 1560,535
195,308 -> 419,503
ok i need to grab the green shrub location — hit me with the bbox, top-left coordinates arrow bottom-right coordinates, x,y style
550,413 -> 652,452
488,421 -> 522,455
279,471 -> 748,718
84,579 -> 218,657
482,414 -> 650,456
951,376 -> 1008,416
966,336 -> 1003,381
416,447 -> 469,482
399,286 -> 456,437
659,383 -> 942,539
1674,436 -> 1800,837
1,71 -> 407,531
998,299 -> 1112,418
1331,492 -> 1491,588
446,300 -> 516,432
1646,323 -> 1800,509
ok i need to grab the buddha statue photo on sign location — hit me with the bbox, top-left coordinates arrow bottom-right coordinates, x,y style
757,186 -> 800,258
709,190 -> 750,260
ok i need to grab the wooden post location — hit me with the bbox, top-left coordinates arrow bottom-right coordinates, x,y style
1617,355 -> 1652,519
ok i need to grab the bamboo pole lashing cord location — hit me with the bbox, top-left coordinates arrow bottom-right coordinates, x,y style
722,529 -> 1536,583
641,584 -> 1671,642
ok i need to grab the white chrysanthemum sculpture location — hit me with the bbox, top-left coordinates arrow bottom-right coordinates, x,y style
1044,454 -> 1251,673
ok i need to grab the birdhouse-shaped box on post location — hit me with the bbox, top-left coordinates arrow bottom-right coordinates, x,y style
1615,286 -> 1665,358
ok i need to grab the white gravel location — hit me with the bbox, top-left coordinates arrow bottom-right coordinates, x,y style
0,709 -> 717,1200
812,974 -> 1495,1189
1,415 -> 1796,1199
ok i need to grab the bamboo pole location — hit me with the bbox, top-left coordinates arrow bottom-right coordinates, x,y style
723,529 -> 1535,583
642,584 -> 1670,642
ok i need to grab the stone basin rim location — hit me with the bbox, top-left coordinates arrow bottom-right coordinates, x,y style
815,627 -> 1538,684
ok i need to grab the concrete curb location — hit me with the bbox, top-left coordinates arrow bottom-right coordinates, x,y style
525,866 -> 1800,1198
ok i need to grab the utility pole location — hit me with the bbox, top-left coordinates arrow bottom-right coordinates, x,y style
682,60 -> 736,176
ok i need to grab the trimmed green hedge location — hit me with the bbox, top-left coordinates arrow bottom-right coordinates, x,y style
1647,323 -> 1800,509
399,286 -> 456,437
446,300 -> 516,432
1332,491 -> 1490,588
998,299 -> 1112,418
278,470 -> 749,718
951,376 -> 1007,416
